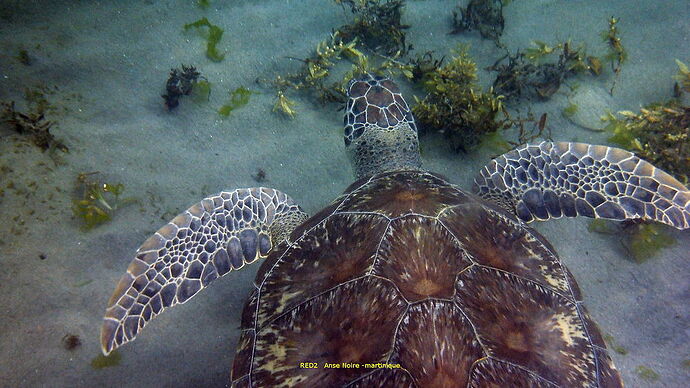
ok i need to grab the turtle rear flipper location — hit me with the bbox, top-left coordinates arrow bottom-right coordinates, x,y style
473,141 -> 690,230
100,187 -> 307,355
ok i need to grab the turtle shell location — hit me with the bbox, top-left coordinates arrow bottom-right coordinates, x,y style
230,171 -> 623,387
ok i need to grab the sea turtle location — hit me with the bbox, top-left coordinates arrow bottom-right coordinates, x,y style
101,74 -> 690,387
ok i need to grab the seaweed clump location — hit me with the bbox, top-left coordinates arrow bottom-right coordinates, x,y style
489,17 -> 625,102
183,17 -> 225,62
268,1 -> 416,116
72,172 -> 127,230
588,219 -> 676,263
489,41 -> 591,101
1,101 -> 68,152
218,87 -> 254,117
674,59 -> 690,94
162,65 -> 203,110
412,46 -> 506,152
273,91 -> 298,118
602,100 -> 689,184
601,16 -> 627,94
451,0 -> 505,45
336,0 -> 410,56
271,32 -> 362,107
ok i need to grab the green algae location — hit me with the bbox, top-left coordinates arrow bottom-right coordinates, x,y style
602,334 -> 628,355
412,46 -> 506,152
628,223 -> 676,263
489,39 -> 592,101
268,33 -> 353,108
674,59 -> 690,93
72,172 -> 126,230
218,87 -> 254,117
562,103 -> 579,118
587,219 -> 616,235
600,16 -> 626,94
91,350 -> 121,369
451,0 -> 505,45
588,219 -> 676,263
268,1 -> 417,111
602,110 -> 643,152
601,100 -> 689,185
480,130 -> 512,154
72,279 -> 93,288
183,17 -> 225,62
524,40 -> 557,64
336,0 -> 410,56
634,365 -> 659,381
273,91 -> 297,119
191,80 -> 211,103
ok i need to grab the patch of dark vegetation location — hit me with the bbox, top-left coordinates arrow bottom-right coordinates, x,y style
412,46 -> 508,152
62,334 -> 82,350
253,168 -> 267,183
16,49 -> 31,65
1,101 -> 68,152
162,65 -> 203,110
267,1 -> 416,114
634,365 -> 660,382
266,31 -> 365,113
484,17 -> 626,103
336,0 -> 410,56
601,16 -> 626,94
451,0 -> 505,46
488,41 -> 593,101
602,333 -> 628,355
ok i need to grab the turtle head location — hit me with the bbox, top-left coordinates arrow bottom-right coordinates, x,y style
344,74 -> 422,179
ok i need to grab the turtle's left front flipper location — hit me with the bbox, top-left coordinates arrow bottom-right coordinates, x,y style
100,187 -> 307,355
473,141 -> 690,230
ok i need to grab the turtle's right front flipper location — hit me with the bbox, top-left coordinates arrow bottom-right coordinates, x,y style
100,187 -> 307,355
473,142 -> 690,229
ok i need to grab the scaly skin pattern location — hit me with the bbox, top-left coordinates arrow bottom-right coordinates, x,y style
231,171 -> 622,387
101,188 -> 306,355
102,75 -> 689,386
343,74 -> 422,179
473,141 -> 690,230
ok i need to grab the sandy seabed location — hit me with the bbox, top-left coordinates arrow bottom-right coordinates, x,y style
0,0 -> 687,386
